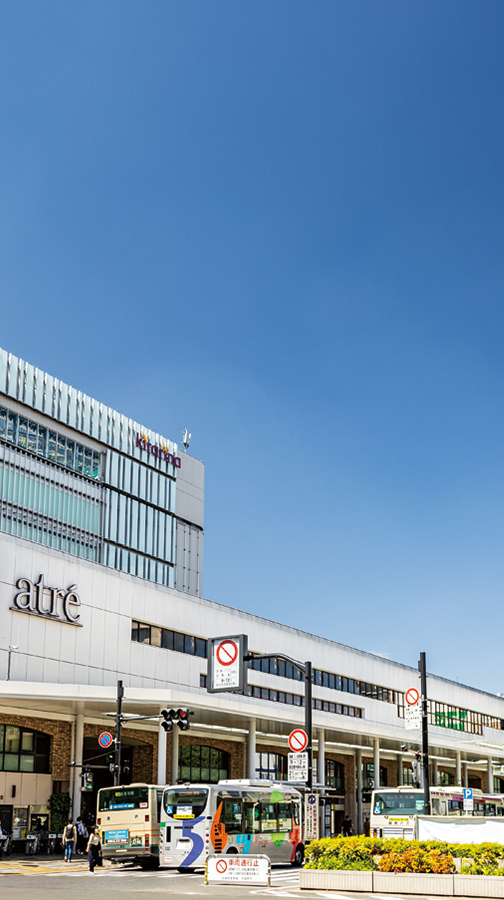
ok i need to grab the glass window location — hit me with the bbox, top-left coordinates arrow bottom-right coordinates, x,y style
277,659 -> 285,678
221,799 -> 242,834
244,801 -> 260,833
184,635 -> 195,655
21,732 -> 33,752
5,727 -> 20,753
48,431 -> 57,462
137,624 -> 151,644
0,728 -> 50,773
173,632 -> 184,654
0,725 -> 4,752
278,803 -> 292,832
131,621 -> 139,641
27,421 -> 38,453
162,630 -> 174,651
177,746 -> 229,784
150,627 -> 162,648
37,425 -> 46,455
196,638 -> 207,658
260,803 -> 277,833
0,407 -> 6,438
7,412 -> 17,443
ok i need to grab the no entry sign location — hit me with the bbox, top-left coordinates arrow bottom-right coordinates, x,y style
98,731 -> 113,749
405,687 -> 420,706
288,728 -> 308,753
216,859 -> 227,874
207,634 -> 248,693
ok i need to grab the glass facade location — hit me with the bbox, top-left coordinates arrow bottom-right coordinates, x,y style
178,745 -> 229,783
0,349 -> 204,593
0,725 -> 51,773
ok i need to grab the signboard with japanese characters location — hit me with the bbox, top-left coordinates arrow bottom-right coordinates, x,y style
206,854 -> 270,886
304,792 -> 319,841
288,751 -> 308,782
207,634 -> 249,693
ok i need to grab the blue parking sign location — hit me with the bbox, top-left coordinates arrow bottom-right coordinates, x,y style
463,788 -> 473,800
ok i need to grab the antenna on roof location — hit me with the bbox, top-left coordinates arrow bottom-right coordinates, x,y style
182,429 -> 191,452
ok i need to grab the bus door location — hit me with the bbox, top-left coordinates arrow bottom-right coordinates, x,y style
243,799 -> 261,855
259,801 -> 283,862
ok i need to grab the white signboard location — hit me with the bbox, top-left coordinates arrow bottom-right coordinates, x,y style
304,792 -> 319,841
405,704 -> 421,730
463,788 -> 474,812
206,854 -> 270,886
207,634 -> 248,693
288,751 -> 308,782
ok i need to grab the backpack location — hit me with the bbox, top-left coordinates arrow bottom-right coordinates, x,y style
65,825 -> 74,840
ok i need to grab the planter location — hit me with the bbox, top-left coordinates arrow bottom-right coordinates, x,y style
299,869 -> 373,892
454,875 -> 504,898
374,872 -> 454,895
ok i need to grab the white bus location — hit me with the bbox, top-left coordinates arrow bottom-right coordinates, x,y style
370,786 -> 504,838
160,779 -> 305,870
97,784 -> 164,868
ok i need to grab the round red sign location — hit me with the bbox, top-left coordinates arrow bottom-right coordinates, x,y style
288,728 -> 309,753
216,640 -> 238,667
405,687 -> 420,706
216,859 -> 228,874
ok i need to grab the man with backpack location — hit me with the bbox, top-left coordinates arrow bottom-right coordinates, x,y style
62,818 -> 77,862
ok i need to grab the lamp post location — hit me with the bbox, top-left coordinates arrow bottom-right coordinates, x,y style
6,645 -> 18,681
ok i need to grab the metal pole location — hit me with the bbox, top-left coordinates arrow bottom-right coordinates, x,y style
114,680 -> 124,786
418,653 -> 430,814
305,661 -> 313,791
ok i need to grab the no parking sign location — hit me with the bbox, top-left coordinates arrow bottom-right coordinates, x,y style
207,634 -> 248,692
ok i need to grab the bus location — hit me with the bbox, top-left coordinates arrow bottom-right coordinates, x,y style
160,779 -> 305,870
370,786 -> 504,838
97,784 -> 165,868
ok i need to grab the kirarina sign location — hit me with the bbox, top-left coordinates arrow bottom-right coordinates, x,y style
136,433 -> 181,468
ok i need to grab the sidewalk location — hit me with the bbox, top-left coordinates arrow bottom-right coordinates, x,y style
0,854 -> 114,875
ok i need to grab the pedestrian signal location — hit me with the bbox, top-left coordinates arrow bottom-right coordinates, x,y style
81,770 -> 94,791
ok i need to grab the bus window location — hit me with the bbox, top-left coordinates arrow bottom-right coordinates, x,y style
164,789 -> 208,818
221,800 -> 242,834
292,800 -> 300,826
431,799 -> 441,815
156,790 -> 163,822
99,787 -> 149,811
260,803 -> 277,832
243,802 -> 260,833
277,803 -> 293,832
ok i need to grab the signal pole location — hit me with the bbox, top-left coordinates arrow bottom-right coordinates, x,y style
418,652 -> 431,814
114,680 -> 124,786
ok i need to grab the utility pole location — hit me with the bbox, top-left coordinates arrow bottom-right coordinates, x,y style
114,680 -> 124,786
305,661 -> 313,791
418,652 -> 430,814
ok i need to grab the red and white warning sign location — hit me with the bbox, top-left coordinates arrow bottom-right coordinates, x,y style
209,635 -> 247,692
216,859 -> 228,874
405,687 -> 420,706
288,728 -> 308,753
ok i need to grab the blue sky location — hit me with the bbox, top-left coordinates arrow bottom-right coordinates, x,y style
1,1 -> 504,693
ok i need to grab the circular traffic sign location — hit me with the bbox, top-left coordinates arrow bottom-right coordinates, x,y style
216,640 -> 238,667
216,859 -> 228,874
288,728 -> 308,753
405,687 -> 420,706
98,731 -> 113,749
307,794 -> 316,805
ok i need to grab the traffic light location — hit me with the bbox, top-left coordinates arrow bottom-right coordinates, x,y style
160,708 -> 191,731
177,708 -> 190,731
81,770 -> 94,791
161,709 -> 174,733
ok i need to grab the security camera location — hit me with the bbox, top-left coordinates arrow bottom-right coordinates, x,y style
401,744 -> 408,752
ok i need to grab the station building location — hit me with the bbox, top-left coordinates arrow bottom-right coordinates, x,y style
1,347 -> 504,839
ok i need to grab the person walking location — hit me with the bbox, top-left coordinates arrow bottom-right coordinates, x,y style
86,826 -> 102,873
76,816 -> 88,855
341,814 -> 354,836
62,818 -> 77,862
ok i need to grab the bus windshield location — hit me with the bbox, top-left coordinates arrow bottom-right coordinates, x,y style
164,789 -> 208,819
373,792 -> 425,815
99,787 -> 149,811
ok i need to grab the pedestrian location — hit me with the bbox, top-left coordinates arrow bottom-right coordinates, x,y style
364,817 -> 370,837
76,816 -> 88,855
86,825 -> 102,873
341,814 -> 354,837
62,818 -> 77,862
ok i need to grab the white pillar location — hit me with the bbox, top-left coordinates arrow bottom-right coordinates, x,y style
356,749 -> 363,835
456,751 -> 462,786
72,708 -> 84,818
488,759 -> 494,794
247,719 -> 256,780
463,762 -> 469,788
157,718 -> 167,785
374,738 -> 380,790
171,727 -> 179,784
432,759 -> 438,787
396,754 -> 403,786
318,729 -> 325,786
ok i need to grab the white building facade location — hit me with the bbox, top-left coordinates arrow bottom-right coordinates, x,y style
1,348 -> 504,839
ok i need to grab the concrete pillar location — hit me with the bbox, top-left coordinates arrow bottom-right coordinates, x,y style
432,759 -> 438,787
355,749 -> 363,835
374,738 -> 380,790
463,762 -> 469,788
171,726 -> 179,784
488,759 -> 494,794
397,754 -> 403,786
318,729 -> 325,786
247,719 -> 256,780
456,751 -> 462,786
72,707 -> 84,819
157,717 -> 167,785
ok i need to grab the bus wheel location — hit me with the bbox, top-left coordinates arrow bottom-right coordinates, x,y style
291,844 -> 304,867
139,858 -> 159,870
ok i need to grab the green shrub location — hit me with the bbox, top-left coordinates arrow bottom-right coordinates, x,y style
49,792 -> 71,833
304,836 -> 377,870
304,836 -> 504,873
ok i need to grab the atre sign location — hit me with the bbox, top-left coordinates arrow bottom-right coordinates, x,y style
10,575 -> 83,626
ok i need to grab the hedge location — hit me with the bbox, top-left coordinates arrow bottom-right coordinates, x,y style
304,836 -> 504,874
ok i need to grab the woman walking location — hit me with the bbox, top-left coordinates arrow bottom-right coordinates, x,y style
86,826 -> 102,873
